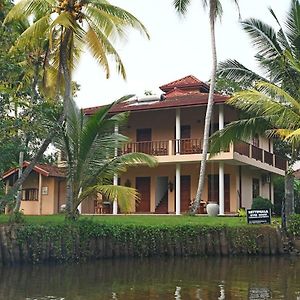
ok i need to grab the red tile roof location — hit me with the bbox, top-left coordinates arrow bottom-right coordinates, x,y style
159,75 -> 209,92
83,75 -> 227,116
84,93 -> 228,115
2,161 -> 66,179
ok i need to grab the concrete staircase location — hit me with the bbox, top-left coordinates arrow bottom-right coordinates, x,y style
155,192 -> 168,214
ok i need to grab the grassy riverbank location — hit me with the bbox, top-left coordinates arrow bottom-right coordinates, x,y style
0,214 -> 262,227
0,214 -> 288,264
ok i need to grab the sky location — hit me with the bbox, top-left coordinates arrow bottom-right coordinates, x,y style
73,0 -> 291,109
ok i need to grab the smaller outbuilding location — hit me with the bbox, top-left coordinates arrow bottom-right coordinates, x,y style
2,162 -> 66,215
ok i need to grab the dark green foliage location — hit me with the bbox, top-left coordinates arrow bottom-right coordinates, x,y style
215,75 -> 244,95
8,210 -> 25,224
13,219 -> 278,263
274,176 -> 285,216
251,197 -> 274,212
273,177 -> 300,215
287,214 -> 300,236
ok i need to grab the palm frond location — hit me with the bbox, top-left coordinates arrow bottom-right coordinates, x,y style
85,24 -> 111,78
255,81 -> 300,113
173,0 -> 191,15
285,0 -> 300,59
79,184 -> 138,213
217,59 -> 266,87
10,14 -> 51,52
87,1 -> 149,39
4,0 -> 53,24
86,18 -> 126,79
209,116 -> 271,156
241,18 -> 282,59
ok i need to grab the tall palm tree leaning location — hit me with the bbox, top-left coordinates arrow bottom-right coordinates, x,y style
217,0 -> 300,218
4,0 -> 149,214
173,0 -> 239,214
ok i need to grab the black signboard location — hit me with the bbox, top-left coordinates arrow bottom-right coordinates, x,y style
246,209 -> 271,224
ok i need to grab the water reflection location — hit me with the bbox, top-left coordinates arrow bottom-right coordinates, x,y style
1,257 -> 300,299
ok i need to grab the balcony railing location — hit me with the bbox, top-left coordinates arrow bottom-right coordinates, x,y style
173,139 -> 202,154
233,141 -> 287,171
121,140 -> 169,156
121,139 -> 287,171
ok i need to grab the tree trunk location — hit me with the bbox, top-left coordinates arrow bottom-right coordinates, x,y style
285,172 -> 295,218
13,151 -> 24,213
60,28 -> 73,217
2,135 -> 53,207
191,3 -> 217,214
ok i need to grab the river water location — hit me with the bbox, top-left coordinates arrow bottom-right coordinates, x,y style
1,257 -> 300,299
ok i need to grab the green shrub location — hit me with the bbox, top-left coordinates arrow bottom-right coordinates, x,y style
287,214 -> 300,236
251,197 -> 274,212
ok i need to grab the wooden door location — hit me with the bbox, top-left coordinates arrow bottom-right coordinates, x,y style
180,175 -> 191,212
180,125 -> 191,154
136,177 -> 151,212
137,128 -> 152,154
208,174 -> 230,212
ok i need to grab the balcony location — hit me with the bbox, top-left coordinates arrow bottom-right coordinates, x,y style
233,141 -> 287,171
120,139 -> 287,171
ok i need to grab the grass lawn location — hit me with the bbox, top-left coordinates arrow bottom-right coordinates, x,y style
0,214 -> 265,227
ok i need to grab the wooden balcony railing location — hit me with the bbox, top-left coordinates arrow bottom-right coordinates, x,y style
234,142 -> 250,157
121,140 -> 169,156
275,156 -> 287,171
173,138 -> 202,154
234,141 -> 287,171
121,139 -> 287,171
264,151 -> 273,166
251,145 -> 263,162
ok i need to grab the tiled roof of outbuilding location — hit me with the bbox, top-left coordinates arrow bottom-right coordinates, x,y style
2,161 -> 66,179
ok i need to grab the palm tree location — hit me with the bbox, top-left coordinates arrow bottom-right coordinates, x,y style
173,0 -> 240,214
216,0 -> 300,218
3,0 -> 149,214
218,0 -> 300,97
56,99 -> 157,219
209,80 -> 300,219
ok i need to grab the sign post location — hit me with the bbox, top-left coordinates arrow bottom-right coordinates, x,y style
247,209 -> 271,224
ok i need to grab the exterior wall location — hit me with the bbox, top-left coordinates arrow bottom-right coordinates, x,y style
40,177 -> 56,214
121,162 -> 238,213
122,105 -> 239,143
81,195 -> 96,214
19,173 -> 40,215
203,163 -> 238,212
53,179 -> 66,214
240,167 -> 273,209
10,173 -> 66,215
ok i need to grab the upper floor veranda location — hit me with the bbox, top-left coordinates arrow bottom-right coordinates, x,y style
84,75 -> 287,175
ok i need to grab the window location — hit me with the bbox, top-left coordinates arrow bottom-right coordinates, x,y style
252,135 -> 259,147
22,189 -> 38,201
252,178 -> 260,199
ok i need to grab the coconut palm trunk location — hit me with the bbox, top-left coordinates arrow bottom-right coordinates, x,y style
60,28 -> 75,217
191,1 -> 218,214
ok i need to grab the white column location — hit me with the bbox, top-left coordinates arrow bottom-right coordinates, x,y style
113,124 -> 119,215
219,104 -> 224,130
113,174 -> 118,214
78,187 -> 82,214
219,163 -> 225,215
175,108 -> 181,154
38,173 -> 42,215
5,180 -> 9,194
219,105 -> 225,215
175,163 -> 181,215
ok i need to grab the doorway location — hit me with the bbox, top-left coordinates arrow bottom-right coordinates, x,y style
208,174 -> 230,212
136,177 -> 151,212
